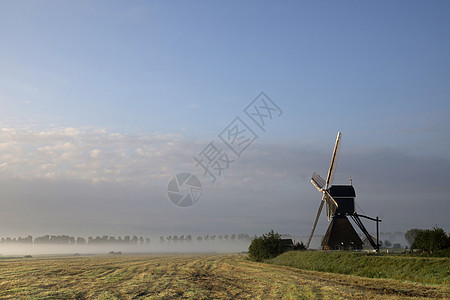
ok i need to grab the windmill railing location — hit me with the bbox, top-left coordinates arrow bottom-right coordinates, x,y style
351,214 -> 381,251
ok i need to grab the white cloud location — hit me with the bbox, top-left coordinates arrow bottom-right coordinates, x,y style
90,149 -> 101,159
0,126 -> 196,184
0,125 -> 448,236
64,127 -> 80,136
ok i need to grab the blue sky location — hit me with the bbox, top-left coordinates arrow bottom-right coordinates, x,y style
0,1 -> 449,241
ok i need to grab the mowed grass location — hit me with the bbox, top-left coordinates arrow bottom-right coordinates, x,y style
0,253 -> 447,299
269,251 -> 450,285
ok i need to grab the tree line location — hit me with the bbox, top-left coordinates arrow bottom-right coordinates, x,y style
0,233 -> 252,245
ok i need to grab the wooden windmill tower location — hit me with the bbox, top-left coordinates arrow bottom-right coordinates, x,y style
305,132 -> 381,251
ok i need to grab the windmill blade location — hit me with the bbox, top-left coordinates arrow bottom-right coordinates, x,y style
311,172 -> 325,191
323,190 -> 338,207
323,191 -> 338,221
306,200 -> 324,249
325,132 -> 341,188
329,141 -> 340,187
326,202 -> 336,221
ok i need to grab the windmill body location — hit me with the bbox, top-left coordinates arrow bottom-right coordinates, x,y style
306,132 -> 380,251
322,185 -> 362,250
322,217 -> 362,250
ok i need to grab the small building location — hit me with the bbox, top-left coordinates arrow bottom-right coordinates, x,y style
361,234 -> 378,249
281,239 -> 295,252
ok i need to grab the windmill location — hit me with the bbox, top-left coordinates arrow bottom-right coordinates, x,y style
305,132 -> 381,251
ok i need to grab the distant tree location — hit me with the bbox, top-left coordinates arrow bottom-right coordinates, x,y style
248,230 -> 284,262
160,236 -> 165,243
224,234 -> 229,240
204,235 -> 209,241
146,238 -> 151,244
196,236 -> 203,242
238,234 -> 250,240
186,235 -> 192,242
172,235 -> 178,243
218,235 -> 223,240
17,236 -> 33,244
76,237 -> 86,245
34,235 -> 50,244
384,240 -> 392,248
230,234 -> 236,241
166,236 -> 172,244
405,228 -> 420,247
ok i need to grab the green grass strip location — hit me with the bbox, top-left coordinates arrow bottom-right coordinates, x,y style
268,251 -> 450,285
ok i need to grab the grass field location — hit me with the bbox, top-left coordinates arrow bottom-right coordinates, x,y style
0,253 -> 448,299
269,251 -> 450,285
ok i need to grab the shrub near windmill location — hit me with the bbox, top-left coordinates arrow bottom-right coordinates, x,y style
306,132 -> 381,251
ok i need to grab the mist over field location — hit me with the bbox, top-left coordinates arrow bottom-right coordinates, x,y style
0,239 -> 251,256
0,232 -> 409,256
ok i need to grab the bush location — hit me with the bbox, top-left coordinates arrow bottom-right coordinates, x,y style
411,227 -> 450,253
294,241 -> 307,251
248,230 -> 283,262
405,228 -> 420,247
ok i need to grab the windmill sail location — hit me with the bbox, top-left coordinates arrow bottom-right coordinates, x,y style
311,172 -> 325,191
323,191 -> 338,221
306,200 -> 324,248
305,132 -> 342,249
325,132 -> 341,188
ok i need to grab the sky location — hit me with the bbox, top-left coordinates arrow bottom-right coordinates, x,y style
0,1 -> 449,242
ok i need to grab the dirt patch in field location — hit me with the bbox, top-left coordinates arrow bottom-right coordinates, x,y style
188,267 -> 252,298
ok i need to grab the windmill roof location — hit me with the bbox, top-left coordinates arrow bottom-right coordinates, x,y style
329,185 -> 356,197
